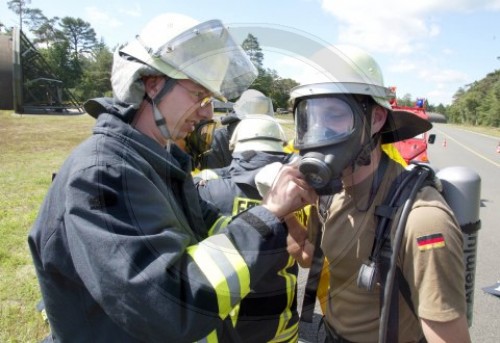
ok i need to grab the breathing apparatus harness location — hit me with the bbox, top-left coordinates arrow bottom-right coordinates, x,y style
300,160 -> 439,343
368,163 -> 437,343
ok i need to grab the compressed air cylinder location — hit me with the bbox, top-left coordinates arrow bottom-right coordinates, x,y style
436,166 -> 481,327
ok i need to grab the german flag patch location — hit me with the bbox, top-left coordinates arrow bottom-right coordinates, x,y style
417,233 -> 446,251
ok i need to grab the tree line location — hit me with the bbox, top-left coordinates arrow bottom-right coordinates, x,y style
2,1 -> 498,126
2,1 -> 298,109
446,70 -> 500,127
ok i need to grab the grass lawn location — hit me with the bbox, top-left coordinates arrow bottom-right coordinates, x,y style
0,110 -> 95,342
0,108 -> 497,341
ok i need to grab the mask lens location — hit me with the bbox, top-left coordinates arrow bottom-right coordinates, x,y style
296,97 -> 354,149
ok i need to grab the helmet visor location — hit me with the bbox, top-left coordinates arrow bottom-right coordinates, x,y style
142,19 -> 257,101
295,96 -> 355,149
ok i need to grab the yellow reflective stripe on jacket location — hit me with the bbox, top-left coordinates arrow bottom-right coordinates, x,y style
195,329 -> 218,343
293,205 -> 310,227
208,216 -> 231,236
269,255 -> 299,342
270,330 -> 299,343
187,234 -> 251,318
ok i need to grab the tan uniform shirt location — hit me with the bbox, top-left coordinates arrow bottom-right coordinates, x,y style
320,159 -> 466,342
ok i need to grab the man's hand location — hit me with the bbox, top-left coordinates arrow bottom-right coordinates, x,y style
285,214 -> 313,267
261,163 -> 317,220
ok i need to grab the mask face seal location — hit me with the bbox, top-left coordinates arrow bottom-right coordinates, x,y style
294,94 -> 372,194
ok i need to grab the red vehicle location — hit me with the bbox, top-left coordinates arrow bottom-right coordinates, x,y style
389,89 -> 435,164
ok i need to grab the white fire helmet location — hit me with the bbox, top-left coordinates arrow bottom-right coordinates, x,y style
233,89 -> 275,119
290,45 -> 431,145
112,13 -> 258,108
229,114 -> 287,153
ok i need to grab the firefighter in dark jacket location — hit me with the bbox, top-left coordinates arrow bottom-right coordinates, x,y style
200,89 -> 275,169
27,13 -> 315,343
195,115 -> 306,342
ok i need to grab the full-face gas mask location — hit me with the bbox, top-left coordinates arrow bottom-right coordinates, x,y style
294,94 -> 374,195
184,119 -> 216,169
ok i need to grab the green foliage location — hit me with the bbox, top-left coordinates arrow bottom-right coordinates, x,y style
75,42 -> 113,100
31,16 -> 62,48
59,17 -> 97,58
38,40 -> 81,89
448,70 -> 500,127
7,0 -> 31,31
241,33 -> 264,68
10,4 -> 497,127
269,75 -> 299,110
240,34 -> 299,109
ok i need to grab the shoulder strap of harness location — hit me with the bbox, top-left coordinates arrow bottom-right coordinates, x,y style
372,163 -> 437,343
300,153 -> 390,324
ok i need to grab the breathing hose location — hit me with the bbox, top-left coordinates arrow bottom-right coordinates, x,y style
378,167 -> 430,343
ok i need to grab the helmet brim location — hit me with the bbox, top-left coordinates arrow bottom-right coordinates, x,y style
381,109 -> 432,144
232,140 -> 285,153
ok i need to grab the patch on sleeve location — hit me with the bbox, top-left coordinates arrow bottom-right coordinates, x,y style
417,233 -> 446,251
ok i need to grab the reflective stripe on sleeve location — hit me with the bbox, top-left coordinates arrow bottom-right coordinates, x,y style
208,216 -> 231,236
269,255 -> 299,342
196,328 -> 218,343
187,234 -> 250,318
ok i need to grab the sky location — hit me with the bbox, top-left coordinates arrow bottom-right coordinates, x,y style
1,0 -> 499,105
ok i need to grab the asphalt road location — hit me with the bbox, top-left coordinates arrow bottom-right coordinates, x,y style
427,123 -> 500,342
296,122 -> 500,342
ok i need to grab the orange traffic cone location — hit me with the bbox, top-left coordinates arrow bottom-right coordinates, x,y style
443,138 -> 447,148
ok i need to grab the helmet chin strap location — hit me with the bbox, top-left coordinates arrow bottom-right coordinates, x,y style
145,78 -> 177,148
152,100 -> 172,140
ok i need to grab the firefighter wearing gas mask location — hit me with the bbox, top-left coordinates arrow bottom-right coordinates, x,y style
292,46 -> 471,343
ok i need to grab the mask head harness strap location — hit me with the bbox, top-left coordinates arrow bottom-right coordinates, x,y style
351,95 -> 379,168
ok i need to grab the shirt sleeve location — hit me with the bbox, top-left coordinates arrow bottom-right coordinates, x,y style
401,187 -> 467,322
